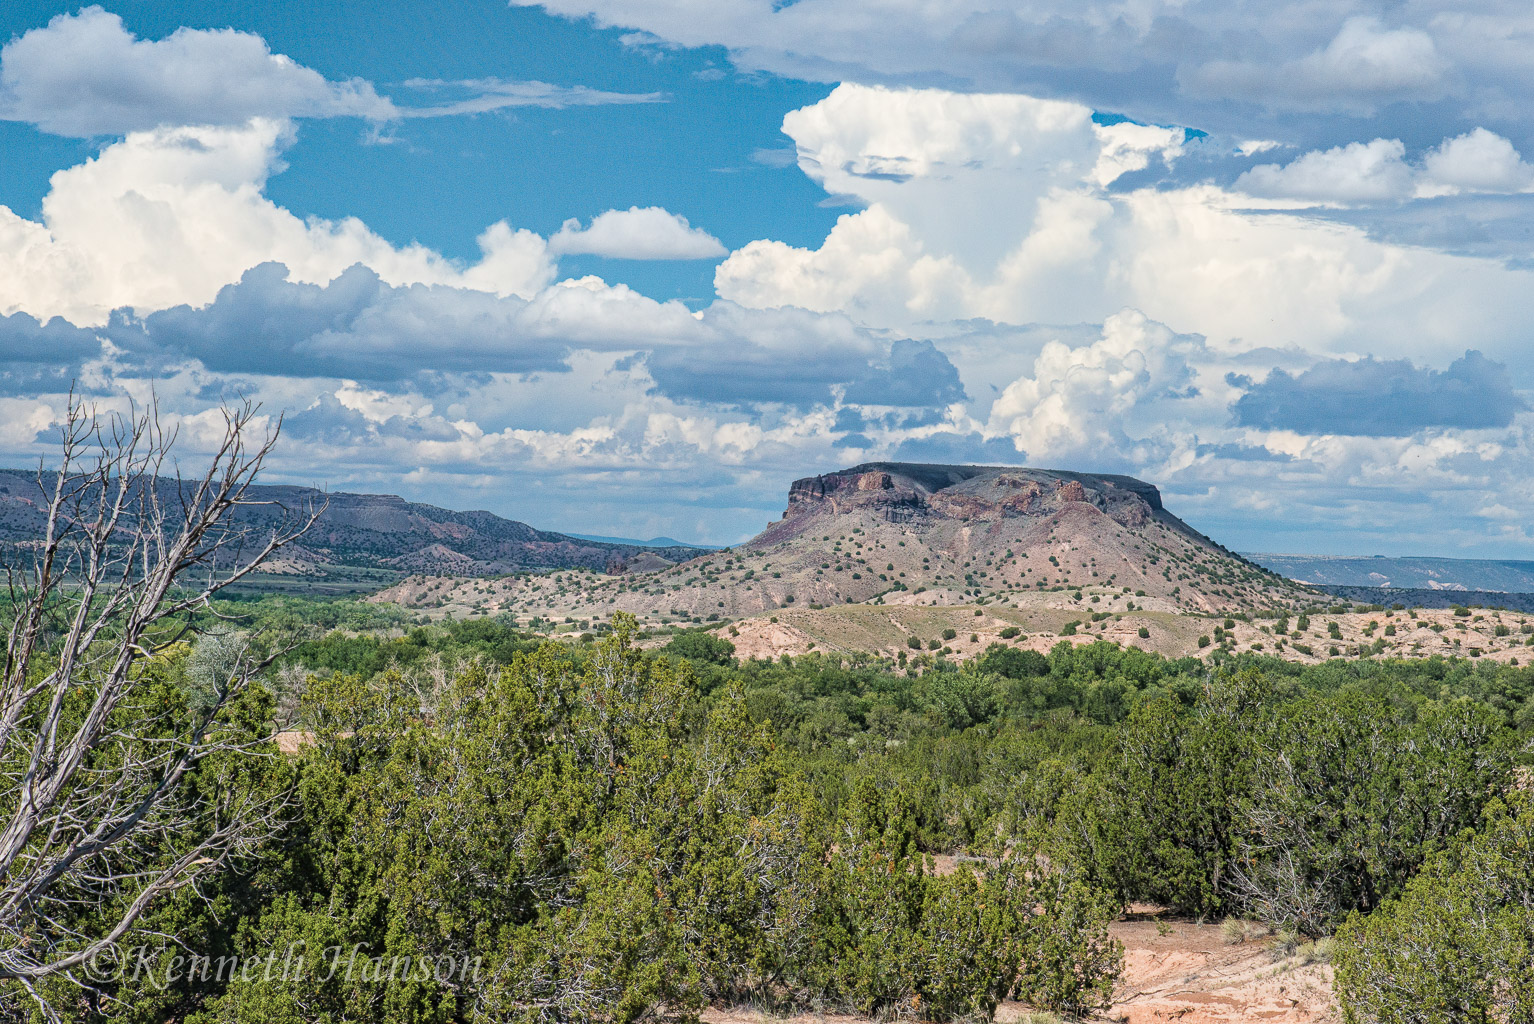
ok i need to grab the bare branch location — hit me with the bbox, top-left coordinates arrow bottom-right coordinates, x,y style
0,392 -> 317,1014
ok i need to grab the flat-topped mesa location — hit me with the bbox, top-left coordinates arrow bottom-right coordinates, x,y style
779,462 -> 1163,530
732,459 -> 1305,611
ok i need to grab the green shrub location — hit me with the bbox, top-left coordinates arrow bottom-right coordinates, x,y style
664,629 -> 736,664
1335,796 -> 1534,1023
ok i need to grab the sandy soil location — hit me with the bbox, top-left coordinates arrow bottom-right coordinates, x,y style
700,909 -> 1335,1024
1104,911 -> 1333,1024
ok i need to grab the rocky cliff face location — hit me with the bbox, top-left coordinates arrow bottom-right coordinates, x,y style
766,462 -> 1166,544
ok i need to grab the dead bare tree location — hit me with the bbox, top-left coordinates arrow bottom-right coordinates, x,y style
0,394 -> 321,1018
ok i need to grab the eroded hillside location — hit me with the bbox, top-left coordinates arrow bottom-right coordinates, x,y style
374,462 -> 1315,623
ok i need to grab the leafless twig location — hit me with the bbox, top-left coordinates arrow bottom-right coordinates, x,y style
0,392 -> 322,1014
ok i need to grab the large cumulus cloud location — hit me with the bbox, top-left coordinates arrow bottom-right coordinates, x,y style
713,83 -> 1534,365
984,310 -> 1211,468
0,118 -> 558,325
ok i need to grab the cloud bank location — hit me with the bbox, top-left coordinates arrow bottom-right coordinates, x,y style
516,0 -> 1534,143
3,11 -> 1534,553
1231,352 -> 1526,436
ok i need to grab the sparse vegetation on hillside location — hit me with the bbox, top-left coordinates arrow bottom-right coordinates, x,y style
372,463 -> 1315,629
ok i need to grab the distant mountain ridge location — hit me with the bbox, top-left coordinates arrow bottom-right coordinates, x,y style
565,532 -> 723,550
1313,586 -> 1534,612
1246,553 -> 1534,594
0,470 -> 708,579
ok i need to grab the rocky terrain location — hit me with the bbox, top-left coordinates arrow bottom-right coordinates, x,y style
0,469 -> 705,583
374,462 -> 1316,624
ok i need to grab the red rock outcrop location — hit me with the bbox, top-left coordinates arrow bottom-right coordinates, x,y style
1056,479 -> 1088,503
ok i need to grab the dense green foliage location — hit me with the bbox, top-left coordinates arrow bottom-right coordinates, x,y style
1334,793 -> 1534,1023
70,619 -> 1126,1023
27,600 -> 1534,1022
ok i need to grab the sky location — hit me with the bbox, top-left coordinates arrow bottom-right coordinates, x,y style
1,2 -> 1533,553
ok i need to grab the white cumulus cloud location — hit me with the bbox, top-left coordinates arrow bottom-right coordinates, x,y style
549,206 -> 727,260
984,309 -> 1212,465
0,7 -> 391,136
1237,129 -> 1534,203
1422,128 -> 1534,195
1237,139 -> 1415,203
0,118 -> 555,324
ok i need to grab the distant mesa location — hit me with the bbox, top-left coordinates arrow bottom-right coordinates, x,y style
370,461 -> 1534,663
565,532 -> 723,550
372,461 -> 1313,621
512,460 -> 1313,617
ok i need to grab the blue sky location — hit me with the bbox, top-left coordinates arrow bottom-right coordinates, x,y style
2,2 -> 1534,554
0,2 -> 839,302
